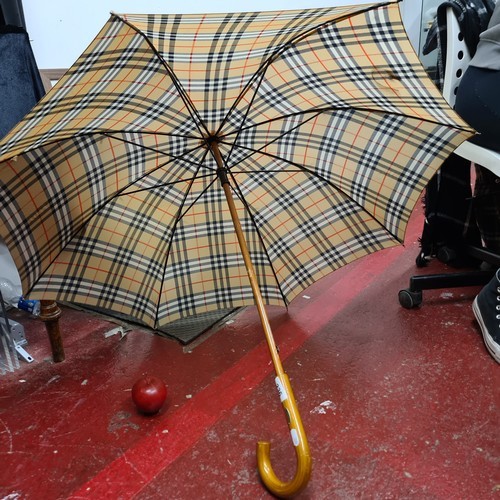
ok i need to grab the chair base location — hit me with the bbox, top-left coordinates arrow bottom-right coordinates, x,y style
399,245 -> 500,309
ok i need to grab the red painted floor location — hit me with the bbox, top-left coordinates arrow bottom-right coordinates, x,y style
1,206 -> 499,499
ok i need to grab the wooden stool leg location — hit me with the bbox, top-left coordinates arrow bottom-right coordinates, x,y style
40,300 -> 65,362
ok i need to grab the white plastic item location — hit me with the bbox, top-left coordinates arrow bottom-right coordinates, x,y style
443,7 -> 500,177
0,277 -> 40,316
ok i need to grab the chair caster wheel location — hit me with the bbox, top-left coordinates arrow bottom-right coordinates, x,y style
437,246 -> 457,264
398,289 -> 422,309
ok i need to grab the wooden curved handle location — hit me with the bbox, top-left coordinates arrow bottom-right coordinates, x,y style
257,373 -> 312,498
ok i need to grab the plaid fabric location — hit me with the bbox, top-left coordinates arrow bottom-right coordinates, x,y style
0,1 -> 474,328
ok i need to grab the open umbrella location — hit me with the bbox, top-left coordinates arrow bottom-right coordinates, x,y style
0,0 -> 473,495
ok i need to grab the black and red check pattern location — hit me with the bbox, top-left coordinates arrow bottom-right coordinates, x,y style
0,1 -> 473,328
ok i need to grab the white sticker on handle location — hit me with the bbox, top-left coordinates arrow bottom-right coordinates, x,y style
290,429 -> 299,447
275,376 -> 287,402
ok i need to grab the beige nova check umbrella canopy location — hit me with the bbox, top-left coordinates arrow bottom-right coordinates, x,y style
0,0 -> 474,495
0,0 -> 471,327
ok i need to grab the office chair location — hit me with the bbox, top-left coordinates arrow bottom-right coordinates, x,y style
399,7 -> 500,309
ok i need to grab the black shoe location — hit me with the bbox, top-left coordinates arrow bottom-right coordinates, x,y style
472,269 -> 500,364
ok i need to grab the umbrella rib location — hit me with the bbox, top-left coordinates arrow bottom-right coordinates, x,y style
212,147 -> 290,307
24,140 -> 217,297
223,109 -> 324,169
232,172 -> 290,307
113,13 -> 210,140
220,139 -> 402,244
106,133 -> 217,220
222,105 -> 470,138
216,1 -> 397,135
218,107 -> 334,285
122,172 -> 216,196
101,130 -> 199,150
101,131 -> 200,158
100,132 -> 217,189
178,174 -> 220,222
155,149 -> 218,326
220,59 -> 272,162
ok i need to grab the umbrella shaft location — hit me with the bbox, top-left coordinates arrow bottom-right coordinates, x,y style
221,180 -> 285,377
210,141 -> 285,377
214,154 -> 311,498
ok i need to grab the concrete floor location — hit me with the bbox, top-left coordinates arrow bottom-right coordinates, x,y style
0,207 -> 499,499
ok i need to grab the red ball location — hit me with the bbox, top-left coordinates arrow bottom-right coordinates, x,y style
131,375 -> 167,414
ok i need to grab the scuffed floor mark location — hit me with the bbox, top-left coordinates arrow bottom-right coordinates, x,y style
123,452 -> 148,481
108,411 -> 139,435
46,375 -> 61,385
206,429 -> 220,443
311,400 -> 337,415
0,417 -> 13,454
